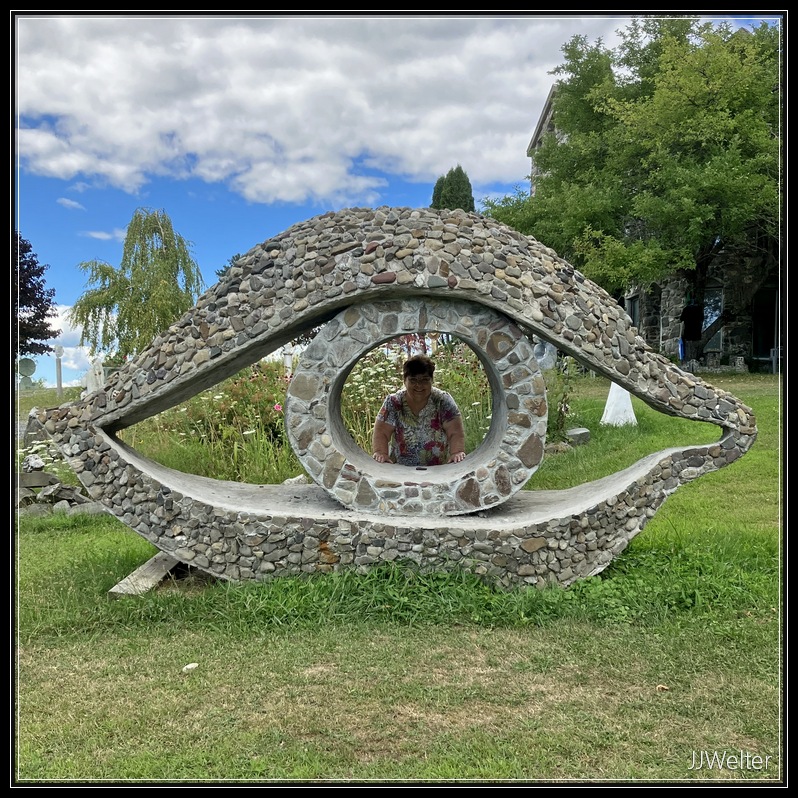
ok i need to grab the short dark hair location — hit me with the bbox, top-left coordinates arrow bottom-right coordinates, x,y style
403,354 -> 435,379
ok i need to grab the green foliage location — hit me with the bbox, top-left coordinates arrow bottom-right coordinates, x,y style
15,374 -> 781,780
111,339 -> 496,481
431,175 -> 445,209
15,232 -> 60,356
342,346 -> 403,447
16,385 -> 82,419
483,17 -> 780,297
544,356 -> 578,443
17,401 -> 781,631
67,207 -> 205,359
215,252 -> 242,280
431,164 -> 476,212
16,438 -> 81,487
118,359 -> 300,484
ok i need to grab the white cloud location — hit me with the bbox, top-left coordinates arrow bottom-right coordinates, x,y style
15,15 -> 633,206
47,304 -> 92,368
80,228 -> 127,242
49,304 -> 78,341
56,197 -> 85,210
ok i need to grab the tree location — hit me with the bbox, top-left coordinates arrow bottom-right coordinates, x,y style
15,231 -> 60,356
68,207 -> 205,359
431,176 -> 445,210
215,253 -> 243,281
431,165 -> 476,212
484,17 -> 780,361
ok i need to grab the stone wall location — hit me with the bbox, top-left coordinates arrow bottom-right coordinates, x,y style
26,207 -> 757,590
634,255 -> 776,365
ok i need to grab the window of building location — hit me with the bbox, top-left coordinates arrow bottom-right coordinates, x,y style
703,286 -> 723,352
625,294 -> 640,330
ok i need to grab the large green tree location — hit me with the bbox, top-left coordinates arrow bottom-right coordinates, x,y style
15,231 -> 60,356
68,208 -> 205,359
484,17 -> 780,358
431,165 -> 476,212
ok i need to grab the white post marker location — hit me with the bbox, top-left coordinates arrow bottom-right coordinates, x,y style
54,346 -> 64,398
600,381 -> 638,426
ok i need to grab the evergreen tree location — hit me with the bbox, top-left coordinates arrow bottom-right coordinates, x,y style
431,176 -> 446,209
15,231 -> 60,356
431,165 -> 475,212
440,165 -> 476,212
68,207 -> 205,359
215,253 -> 243,280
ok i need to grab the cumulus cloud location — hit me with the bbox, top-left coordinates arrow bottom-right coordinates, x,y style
37,304 -> 93,377
15,15 -> 632,205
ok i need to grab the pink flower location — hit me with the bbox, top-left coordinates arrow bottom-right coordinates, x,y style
273,403 -> 283,413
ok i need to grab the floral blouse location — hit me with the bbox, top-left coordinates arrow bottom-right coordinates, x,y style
376,387 -> 461,466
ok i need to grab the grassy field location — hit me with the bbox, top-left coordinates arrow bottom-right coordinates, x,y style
15,372 -> 782,783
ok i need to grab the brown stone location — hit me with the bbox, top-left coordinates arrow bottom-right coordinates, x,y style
355,479 -> 378,506
486,331 -> 514,360
288,373 -> 318,401
322,452 -> 346,488
517,435 -> 543,468
495,465 -> 512,495
456,478 -> 481,507
520,537 -> 547,553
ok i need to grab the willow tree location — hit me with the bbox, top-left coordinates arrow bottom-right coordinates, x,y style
68,208 -> 205,360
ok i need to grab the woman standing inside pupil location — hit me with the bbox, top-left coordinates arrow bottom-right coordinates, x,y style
372,354 -> 466,466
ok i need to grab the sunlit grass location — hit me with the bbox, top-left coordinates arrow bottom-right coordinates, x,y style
15,372 -> 782,781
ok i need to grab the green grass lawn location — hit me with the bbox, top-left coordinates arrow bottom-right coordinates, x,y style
15,372 -> 783,783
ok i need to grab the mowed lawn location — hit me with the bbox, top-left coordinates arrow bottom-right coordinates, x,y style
15,373 -> 782,783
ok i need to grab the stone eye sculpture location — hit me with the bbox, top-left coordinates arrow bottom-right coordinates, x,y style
28,207 -> 756,589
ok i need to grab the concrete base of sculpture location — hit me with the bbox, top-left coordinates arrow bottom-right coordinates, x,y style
21,417 -> 742,590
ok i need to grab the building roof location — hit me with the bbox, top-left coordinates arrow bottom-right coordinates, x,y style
526,84 -> 558,157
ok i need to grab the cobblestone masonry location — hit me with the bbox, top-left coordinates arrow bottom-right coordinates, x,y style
286,298 -> 547,516
26,207 -> 757,589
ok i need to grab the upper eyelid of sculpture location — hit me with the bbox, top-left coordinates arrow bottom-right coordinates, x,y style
73,207 -> 754,444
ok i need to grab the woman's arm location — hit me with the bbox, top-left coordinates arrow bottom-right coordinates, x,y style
443,416 -> 466,463
372,419 -> 395,463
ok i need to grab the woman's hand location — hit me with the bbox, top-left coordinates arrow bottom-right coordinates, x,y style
444,417 -> 466,465
372,420 -> 394,465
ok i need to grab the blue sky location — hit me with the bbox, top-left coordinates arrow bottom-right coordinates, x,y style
15,14 -> 779,388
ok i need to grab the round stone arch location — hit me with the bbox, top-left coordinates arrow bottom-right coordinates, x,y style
285,297 -> 548,516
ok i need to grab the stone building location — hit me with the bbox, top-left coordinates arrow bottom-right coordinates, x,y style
526,87 -> 780,372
